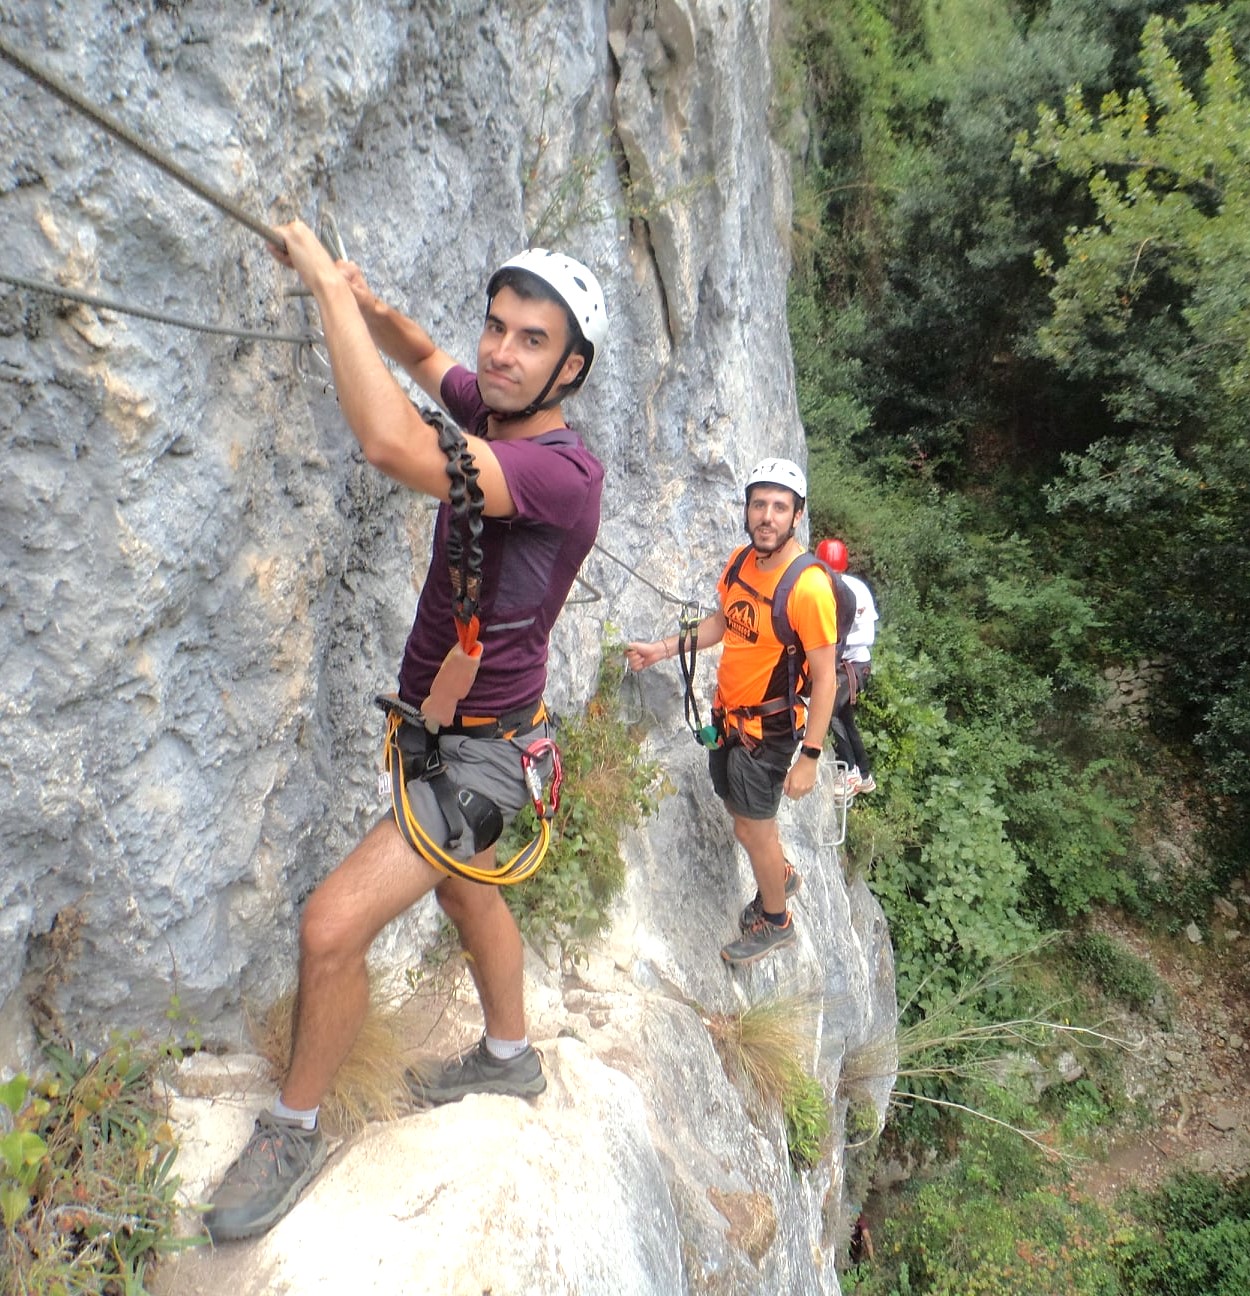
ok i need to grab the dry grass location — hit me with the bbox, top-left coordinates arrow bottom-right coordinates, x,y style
838,1032 -> 898,1096
836,948 -> 1144,1161
705,989 -> 821,1104
249,977 -> 418,1137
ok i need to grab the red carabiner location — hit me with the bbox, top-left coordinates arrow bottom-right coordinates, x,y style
521,737 -> 562,820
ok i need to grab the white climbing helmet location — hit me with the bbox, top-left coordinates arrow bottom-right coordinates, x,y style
488,248 -> 608,382
745,457 -> 807,502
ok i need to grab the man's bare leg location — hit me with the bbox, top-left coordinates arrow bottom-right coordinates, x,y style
731,812 -> 788,914
436,858 -> 526,1040
282,818 -> 443,1109
205,818 -> 443,1241
402,856 -> 545,1103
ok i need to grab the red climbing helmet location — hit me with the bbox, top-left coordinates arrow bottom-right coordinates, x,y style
816,538 -> 849,572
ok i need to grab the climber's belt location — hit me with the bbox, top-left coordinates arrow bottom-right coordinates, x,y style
439,698 -> 547,740
719,696 -> 799,753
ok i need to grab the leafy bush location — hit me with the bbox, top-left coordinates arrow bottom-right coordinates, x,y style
503,646 -> 665,962
0,1038 -> 190,1294
845,1092 -> 1122,1296
844,1116 -> 1250,1296
804,439 -> 1153,1009
1067,933 -> 1164,1014
1116,1172 -> 1250,1296
1004,754 -> 1137,918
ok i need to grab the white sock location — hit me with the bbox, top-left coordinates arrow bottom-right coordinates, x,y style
273,1096 -> 319,1130
483,1034 -> 530,1061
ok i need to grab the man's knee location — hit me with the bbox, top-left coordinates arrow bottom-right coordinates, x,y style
435,865 -> 506,931
299,885 -> 362,964
733,813 -> 779,852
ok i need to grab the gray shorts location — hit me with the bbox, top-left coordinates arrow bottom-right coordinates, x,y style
398,720 -> 551,863
708,735 -> 795,820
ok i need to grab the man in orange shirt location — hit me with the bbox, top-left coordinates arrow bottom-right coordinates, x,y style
626,460 -> 838,964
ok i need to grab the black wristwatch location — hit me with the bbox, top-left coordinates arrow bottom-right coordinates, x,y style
800,744 -> 822,760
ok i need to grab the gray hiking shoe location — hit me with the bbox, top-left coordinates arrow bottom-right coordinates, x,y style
406,1037 -> 546,1106
721,913 -> 797,965
738,864 -> 803,933
204,1112 -> 327,1242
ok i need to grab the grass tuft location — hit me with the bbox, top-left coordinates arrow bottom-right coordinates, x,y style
248,978 -> 413,1137
706,990 -> 832,1170
706,990 -> 820,1103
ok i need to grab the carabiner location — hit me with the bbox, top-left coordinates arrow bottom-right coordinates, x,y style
520,737 -> 562,820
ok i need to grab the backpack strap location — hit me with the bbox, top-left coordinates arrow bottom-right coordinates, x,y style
721,544 -> 758,599
770,554 -> 818,742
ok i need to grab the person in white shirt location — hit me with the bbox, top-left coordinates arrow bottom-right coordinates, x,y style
817,539 -> 878,795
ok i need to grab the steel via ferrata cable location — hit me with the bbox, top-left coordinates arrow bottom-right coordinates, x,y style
0,33 -> 287,251
0,272 -> 317,345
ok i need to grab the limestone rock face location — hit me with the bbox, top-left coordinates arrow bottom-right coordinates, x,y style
1,3 -> 896,1293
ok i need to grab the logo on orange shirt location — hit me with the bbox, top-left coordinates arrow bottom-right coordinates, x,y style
725,599 -> 759,643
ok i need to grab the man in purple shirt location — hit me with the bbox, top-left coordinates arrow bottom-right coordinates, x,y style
205,225 -> 606,1242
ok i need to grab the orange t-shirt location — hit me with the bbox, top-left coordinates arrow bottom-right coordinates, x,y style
714,546 -> 839,741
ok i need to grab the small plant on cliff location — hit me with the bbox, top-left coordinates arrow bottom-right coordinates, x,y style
783,1071 -> 833,1171
502,642 -> 666,963
0,1036 -> 191,1294
1067,932 -> 1166,1016
706,990 -> 832,1171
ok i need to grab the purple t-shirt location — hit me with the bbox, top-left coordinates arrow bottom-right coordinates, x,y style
397,366 -> 604,717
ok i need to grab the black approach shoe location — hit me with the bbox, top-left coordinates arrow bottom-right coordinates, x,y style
738,864 -> 803,933
406,1037 -> 547,1106
721,914 -> 798,966
205,1112 -> 328,1242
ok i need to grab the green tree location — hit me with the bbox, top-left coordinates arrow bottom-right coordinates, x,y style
787,0 -> 1183,480
1017,13 -> 1250,426
1016,12 -> 1250,822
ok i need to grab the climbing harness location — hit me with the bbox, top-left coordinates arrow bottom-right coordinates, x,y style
377,693 -> 561,886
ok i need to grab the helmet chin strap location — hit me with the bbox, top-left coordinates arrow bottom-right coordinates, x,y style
480,340 -> 578,423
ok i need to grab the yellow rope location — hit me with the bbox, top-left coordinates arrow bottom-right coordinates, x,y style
383,714 -> 551,886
